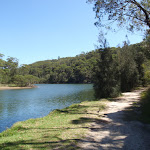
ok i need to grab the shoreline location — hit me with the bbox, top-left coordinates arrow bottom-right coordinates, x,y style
0,85 -> 37,90
0,99 -> 106,149
0,88 -> 149,149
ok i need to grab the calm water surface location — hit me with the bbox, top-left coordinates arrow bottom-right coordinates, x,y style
0,84 -> 94,133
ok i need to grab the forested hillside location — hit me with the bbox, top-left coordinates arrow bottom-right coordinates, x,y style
24,50 -> 100,84
0,49 -> 100,85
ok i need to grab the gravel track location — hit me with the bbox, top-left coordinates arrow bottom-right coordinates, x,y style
78,88 -> 150,150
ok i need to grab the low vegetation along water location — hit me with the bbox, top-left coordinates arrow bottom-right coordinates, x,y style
0,84 -> 94,133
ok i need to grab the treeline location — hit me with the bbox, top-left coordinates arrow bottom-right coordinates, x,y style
0,55 -> 39,87
25,50 -> 99,84
0,50 -> 99,86
94,36 -> 150,98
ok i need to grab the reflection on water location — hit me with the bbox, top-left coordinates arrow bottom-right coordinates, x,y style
0,84 -> 94,133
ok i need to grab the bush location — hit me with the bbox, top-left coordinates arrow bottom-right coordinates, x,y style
93,42 -> 147,98
93,48 -> 120,98
140,88 -> 150,123
13,75 -> 39,87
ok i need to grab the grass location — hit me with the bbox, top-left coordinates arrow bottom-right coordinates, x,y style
122,87 -> 150,124
0,100 -> 106,150
140,88 -> 150,123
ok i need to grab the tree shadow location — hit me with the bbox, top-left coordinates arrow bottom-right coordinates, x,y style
0,122 -> 92,149
71,117 -> 110,125
108,98 -> 126,102
0,124 -> 84,149
54,104 -> 103,116
0,136 -> 80,150
78,102 -> 150,150
3,99 -> 149,149
122,101 -> 142,122
0,103 -> 105,149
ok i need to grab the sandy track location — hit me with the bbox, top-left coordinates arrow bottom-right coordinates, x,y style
78,88 -> 150,150
0,86 -> 36,90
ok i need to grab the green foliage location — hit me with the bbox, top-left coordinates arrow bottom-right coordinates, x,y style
143,60 -> 150,84
143,33 -> 150,59
0,51 -> 101,86
13,75 -> 39,87
25,50 -> 99,84
0,50 -> 100,85
93,40 -> 149,98
88,0 -> 150,32
140,88 -> 150,123
94,48 -> 120,98
0,56 -> 18,84
6,57 -> 18,78
119,44 -> 142,91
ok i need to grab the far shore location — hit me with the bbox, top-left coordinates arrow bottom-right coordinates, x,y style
0,85 -> 37,90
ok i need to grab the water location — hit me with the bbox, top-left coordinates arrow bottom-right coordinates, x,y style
0,84 -> 94,133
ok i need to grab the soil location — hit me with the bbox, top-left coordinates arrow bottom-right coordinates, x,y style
0,86 -> 36,90
78,88 -> 150,150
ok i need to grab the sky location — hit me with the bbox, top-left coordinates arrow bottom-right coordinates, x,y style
0,0 -> 144,65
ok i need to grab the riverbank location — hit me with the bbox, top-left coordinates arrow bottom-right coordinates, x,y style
0,100 -> 106,149
0,87 -> 149,149
0,85 -> 37,90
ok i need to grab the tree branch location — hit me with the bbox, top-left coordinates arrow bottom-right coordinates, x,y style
131,0 -> 150,28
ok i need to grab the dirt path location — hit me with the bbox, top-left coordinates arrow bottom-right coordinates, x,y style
78,88 -> 150,150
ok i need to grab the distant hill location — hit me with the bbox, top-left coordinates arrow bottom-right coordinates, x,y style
19,50 -> 100,83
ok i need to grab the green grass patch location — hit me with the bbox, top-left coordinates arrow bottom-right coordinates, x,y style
140,88 -> 150,123
0,100 -> 106,150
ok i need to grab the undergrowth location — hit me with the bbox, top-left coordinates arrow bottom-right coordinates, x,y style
140,88 -> 150,123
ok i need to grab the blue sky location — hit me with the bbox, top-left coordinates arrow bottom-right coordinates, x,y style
0,0 -> 144,65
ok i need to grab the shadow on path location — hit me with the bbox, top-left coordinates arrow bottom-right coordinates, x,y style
78,89 -> 150,150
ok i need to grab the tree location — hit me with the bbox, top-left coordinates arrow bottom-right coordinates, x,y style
6,57 -> 18,78
13,75 -> 26,87
88,0 -> 150,32
0,56 -> 19,84
13,75 -> 39,87
93,48 -> 120,98
118,44 -> 140,91
18,64 -> 30,75
0,54 -> 5,83
143,33 -> 150,59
